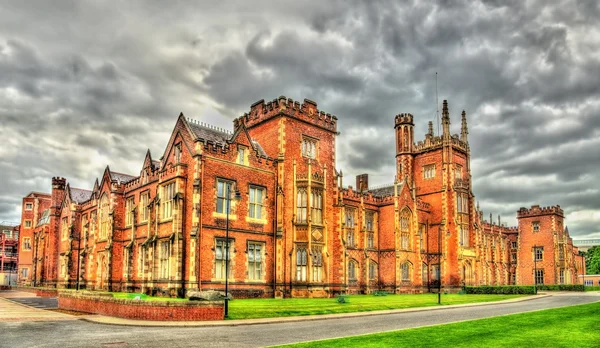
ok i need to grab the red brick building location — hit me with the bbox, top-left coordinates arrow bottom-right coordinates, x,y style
17,97 -> 584,296
18,192 -> 52,285
1,224 -> 20,285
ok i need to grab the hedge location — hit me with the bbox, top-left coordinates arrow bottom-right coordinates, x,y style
465,286 -> 536,294
536,284 -> 585,291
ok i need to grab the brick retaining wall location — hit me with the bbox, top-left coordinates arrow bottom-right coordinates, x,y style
58,292 -> 223,321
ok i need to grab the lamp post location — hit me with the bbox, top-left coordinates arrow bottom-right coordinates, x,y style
224,184 -> 241,319
533,245 -> 537,294
76,233 -> 82,291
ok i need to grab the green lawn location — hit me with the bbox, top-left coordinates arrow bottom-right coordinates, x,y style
227,293 -> 525,320
278,302 -> 600,348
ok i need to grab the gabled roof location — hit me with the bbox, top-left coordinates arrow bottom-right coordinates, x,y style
70,187 -> 92,204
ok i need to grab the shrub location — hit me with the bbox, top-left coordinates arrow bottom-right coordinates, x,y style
465,286 -> 536,294
337,295 -> 349,303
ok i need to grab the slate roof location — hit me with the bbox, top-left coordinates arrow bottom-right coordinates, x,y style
252,140 -> 268,157
70,187 -> 93,204
368,185 -> 395,198
187,121 -> 231,145
110,172 -> 137,184
186,118 -> 270,158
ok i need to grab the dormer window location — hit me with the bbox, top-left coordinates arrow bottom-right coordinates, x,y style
301,137 -> 318,159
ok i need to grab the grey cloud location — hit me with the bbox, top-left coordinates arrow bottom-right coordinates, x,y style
0,0 -> 598,239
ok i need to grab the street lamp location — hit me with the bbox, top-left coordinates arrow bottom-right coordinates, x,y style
224,184 -> 241,319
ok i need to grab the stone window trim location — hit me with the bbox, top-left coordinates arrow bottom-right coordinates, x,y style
174,142 -> 182,164
158,240 -> 170,280
215,238 -> 235,280
247,241 -> 264,281
22,237 -> 32,251
365,210 -> 375,232
125,196 -> 135,227
423,164 -> 436,180
401,261 -> 412,282
215,178 -> 237,218
25,202 -> 33,211
161,181 -> 177,221
368,261 -> 378,280
248,185 -> 266,222
61,217 -> 69,241
345,208 -> 356,228
301,136 -> 318,159
237,145 -> 248,165
296,245 -> 308,282
24,219 -> 32,228
532,221 -> 540,232
535,269 -> 544,285
534,246 -> 544,261
139,191 -> 150,223
296,188 -> 308,224
348,259 -> 359,281
312,245 -> 324,282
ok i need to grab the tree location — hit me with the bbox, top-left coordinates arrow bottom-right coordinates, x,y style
585,246 -> 600,275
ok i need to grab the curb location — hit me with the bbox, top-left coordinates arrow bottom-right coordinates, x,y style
80,294 -> 551,328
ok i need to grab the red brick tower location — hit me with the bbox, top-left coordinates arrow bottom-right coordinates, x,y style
412,100 -> 474,287
238,96 -> 339,297
517,205 -> 566,286
395,113 -> 414,183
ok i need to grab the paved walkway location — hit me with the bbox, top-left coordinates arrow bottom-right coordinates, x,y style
0,295 -> 75,322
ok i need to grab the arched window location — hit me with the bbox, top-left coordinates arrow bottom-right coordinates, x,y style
369,261 -> 377,280
296,189 -> 307,223
401,262 -> 411,282
99,194 -> 110,240
400,208 -> 411,250
348,260 -> 358,280
296,247 -> 307,281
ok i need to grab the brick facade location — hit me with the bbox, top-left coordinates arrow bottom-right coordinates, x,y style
18,97 -> 584,296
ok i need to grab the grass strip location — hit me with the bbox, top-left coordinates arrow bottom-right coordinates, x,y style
227,294 -> 524,320
277,301 -> 600,348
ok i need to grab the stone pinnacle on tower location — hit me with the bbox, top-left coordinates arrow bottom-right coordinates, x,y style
461,110 -> 469,143
442,100 -> 450,138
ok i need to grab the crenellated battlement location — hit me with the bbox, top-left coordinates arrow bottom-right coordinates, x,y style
517,205 -> 564,218
394,113 -> 414,127
234,96 -> 338,133
413,134 -> 469,153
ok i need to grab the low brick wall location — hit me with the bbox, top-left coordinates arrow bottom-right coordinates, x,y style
58,292 -> 223,321
36,289 -> 59,297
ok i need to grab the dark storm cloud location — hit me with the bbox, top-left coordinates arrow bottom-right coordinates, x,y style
0,0 -> 598,238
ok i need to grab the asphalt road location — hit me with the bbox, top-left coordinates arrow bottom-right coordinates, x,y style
1,293 -> 599,348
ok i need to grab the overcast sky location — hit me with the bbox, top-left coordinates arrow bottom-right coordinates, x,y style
0,0 -> 598,238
